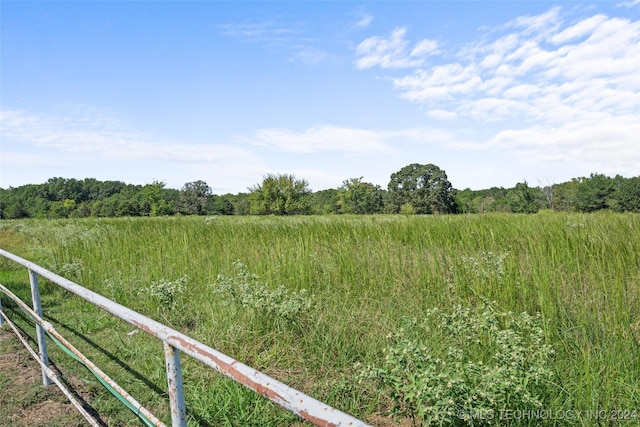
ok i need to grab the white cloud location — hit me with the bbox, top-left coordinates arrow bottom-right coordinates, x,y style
355,28 -> 438,69
218,22 -> 299,40
0,109 -> 262,165
293,45 -> 328,65
618,0 -> 640,8
393,63 -> 483,102
488,118 -> 640,175
0,107 -> 276,192
355,6 -> 640,178
245,125 -> 473,155
549,14 -> 608,44
219,20 -> 328,66
247,125 -> 394,154
385,8 -> 640,120
411,39 -> 439,57
505,6 -> 562,37
426,109 -> 457,120
354,13 -> 373,28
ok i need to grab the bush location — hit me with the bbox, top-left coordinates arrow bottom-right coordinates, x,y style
214,261 -> 314,327
358,301 -> 555,426
148,275 -> 187,309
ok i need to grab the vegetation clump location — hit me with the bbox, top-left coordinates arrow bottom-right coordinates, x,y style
461,251 -> 509,280
214,261 -> 314,326
358,302 -> 555,426
148,275 -> 187,309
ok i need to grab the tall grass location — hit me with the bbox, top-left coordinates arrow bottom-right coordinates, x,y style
1,212 -> 639,425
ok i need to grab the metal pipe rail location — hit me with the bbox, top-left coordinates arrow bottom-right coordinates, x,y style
0,248 -> 370,427
0,282 -> 164,427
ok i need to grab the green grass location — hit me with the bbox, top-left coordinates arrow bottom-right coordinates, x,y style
1,213 -> 639,425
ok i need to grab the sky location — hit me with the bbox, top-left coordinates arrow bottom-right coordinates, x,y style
1,1 -> 639,194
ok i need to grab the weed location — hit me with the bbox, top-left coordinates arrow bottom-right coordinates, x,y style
57,259 -> 84,280
461,251 -> 509,280
358,301 -> 555,426
148,275 -> 187,309
214,261 -> 314,326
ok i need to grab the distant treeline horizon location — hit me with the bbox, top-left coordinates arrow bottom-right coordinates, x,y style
1,163 -> 639,219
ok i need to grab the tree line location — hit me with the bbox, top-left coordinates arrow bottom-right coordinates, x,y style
1,164 -> 639,219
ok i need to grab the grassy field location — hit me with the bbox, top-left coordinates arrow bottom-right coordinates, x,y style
1,213 -> 639,426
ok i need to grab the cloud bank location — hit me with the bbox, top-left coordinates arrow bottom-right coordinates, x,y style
0,107 -> 267,191
356,7 -> 640,177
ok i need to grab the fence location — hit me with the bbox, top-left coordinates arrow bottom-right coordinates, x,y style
0,248 -> 370,427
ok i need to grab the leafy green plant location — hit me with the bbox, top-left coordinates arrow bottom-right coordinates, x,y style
461,251 -> 509,280
214,261 -> 314,326
148,275 -> 187,309
400,203 -> 416,215
358,302 -> 555,426
57,258 -> 84,280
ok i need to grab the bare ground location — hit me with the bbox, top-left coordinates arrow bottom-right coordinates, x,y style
0,325 -> 90,427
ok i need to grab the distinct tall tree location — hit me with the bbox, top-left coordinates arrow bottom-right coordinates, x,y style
179,180 -> 212,215
337,177 -> 384,214
249,174 -> 311,215
387,163 -> 457,214
538,178 -> 555,210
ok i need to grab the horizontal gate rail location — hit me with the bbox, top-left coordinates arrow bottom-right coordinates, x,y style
0,282 -> 164,426
0,248 -> 370,427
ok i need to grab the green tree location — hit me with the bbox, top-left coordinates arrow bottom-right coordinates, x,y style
249,174 -> 311,215
70,202 -> 91,218
614,176 -> 640,212
387,163 -> 457,214
179,180 -> 212,215
140,180 -> 177,216
310,189 -> 340,214
227,193 -> 250,215
206,195 -> 234,215
116,198 -> 141,217
2,199 -> 27,219
506,181 -> 541,213
552,179 -> 579,211
575,173 -> 616,212
337,177 -> 384,214
100,194 -> 123,217
455,188 -> 476,214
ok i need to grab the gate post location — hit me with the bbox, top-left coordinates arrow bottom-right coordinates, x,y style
29,269 -> 51,386
164,341 -> 187,427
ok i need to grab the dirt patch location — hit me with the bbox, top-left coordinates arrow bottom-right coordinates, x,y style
0,325 -> 89,427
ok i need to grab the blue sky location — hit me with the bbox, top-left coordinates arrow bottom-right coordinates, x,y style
2,1 -> 639,194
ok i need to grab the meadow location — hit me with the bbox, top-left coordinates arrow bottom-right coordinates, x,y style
0,212 -> 639,426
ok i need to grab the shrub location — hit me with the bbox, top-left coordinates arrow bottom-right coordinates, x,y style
148,275 -> 187,309
214,261 -> 314,326
358,301 -> 555,426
